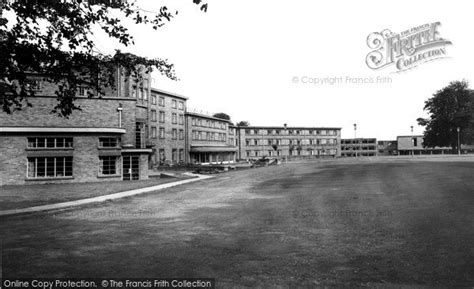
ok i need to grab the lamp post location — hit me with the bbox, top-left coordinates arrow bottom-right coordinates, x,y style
410,125 -> 414,157
457,127 -> 461,156
353,123 -> 357,157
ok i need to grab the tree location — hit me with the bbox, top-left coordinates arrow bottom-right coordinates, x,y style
213,112 -> 231,121
0,0 -> 207,117
236,121 -> 250,127
417,80 -> 474,152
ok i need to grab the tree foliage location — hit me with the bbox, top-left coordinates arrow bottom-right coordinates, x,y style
0,0 -> 207,117
212,112 -> 231,121
236,121 -> 250,127
417,80 -> 474,151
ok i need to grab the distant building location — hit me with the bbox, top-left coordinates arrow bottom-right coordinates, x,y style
377,140 -> 397,156
341,138 -> 377,157
237,126 -> 341,160
396,135 -> 451,155
186,112 -> 237,164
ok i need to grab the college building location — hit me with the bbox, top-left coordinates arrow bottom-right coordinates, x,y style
0,71 -> 343,185
237,126 -> 341,159
0,69 -> 154,186
340,138 -> 377,157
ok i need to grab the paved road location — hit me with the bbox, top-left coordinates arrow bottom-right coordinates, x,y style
1,160 -> 474,288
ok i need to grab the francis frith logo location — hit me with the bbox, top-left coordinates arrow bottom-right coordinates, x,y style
366,22 -> 452,72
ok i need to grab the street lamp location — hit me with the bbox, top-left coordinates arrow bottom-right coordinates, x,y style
457,127 -> 461,156
353,123 -> 357,157
410,125 -> 414,157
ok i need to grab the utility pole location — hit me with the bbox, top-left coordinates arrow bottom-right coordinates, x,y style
353,123 -> 357,157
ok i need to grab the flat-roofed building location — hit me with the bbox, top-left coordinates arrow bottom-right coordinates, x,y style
237,126 -> 341,160
186,112 -> 237,164
397,135 -> 451,155
341,138 -> 377,157
149,88 -> 187,166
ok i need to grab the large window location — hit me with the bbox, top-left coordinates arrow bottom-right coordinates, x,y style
179,114 -> 184,125
172,99 -> 177,109
99,137 -> 120,148
172,113 -> 177,124
178,101 -> 184,110
159,96 -> 165,106
172,129 -> 177,140
99,156 -> 118,175
159,111 -> 165,123
27,157 -> 73,178
159,127 -> 165,139
28,137 -> 73,149
151,110 -> 157,122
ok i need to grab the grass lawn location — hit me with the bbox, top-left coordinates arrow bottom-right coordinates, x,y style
1,159 -> 473,288
0,173 -> 195,211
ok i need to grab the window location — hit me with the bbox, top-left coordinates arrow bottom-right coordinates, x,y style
99,137 -> 119,148
172,99 -> 177,109
172,129 -> 177,140
159,96 -> 165,106
151,94 -> 157,104
151,110 -> 157,122
78,86 -> 88,97
172,149 -> 177,162
28,137 -> 73,148
27,157 -> 73,178
179,129 -> 184,140
179,149 -> 184,162
143,89 -> 148,101
412,137 -> 418,147
179,114 -> 184,125
151,126 -> 157,138
159,127 -> 165,139
172,113 -> 177,124
178,101 -> 184,110
159,111 -> 165,123
99,156 -> 118,175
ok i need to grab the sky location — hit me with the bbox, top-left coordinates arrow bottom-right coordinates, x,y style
91,1 -> 474,139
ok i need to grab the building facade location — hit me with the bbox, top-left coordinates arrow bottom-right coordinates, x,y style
397,135 -> 451,155
340,138 -> 377,157
0,70 -> 153,186
237,126 -> 341,160
148,88 -> 187,166
185,112 -> 237,164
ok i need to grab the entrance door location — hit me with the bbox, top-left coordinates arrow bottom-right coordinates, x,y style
123,155 -> 139,180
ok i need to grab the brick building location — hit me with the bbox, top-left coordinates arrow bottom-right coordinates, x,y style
185,112 -> 237,164
0,70 -> 153,185
148,88 -> 187,166
340,138 -> 377,157
237,126 -> 341,160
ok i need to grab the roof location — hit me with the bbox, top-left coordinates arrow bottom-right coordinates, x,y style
150,87 -> 188,100
185,111 -> 233,124
190,145 -> 238,153
239,126 -> 342,130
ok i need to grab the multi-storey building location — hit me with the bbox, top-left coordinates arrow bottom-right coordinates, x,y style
237,126 -> 341,159
185,112 -> 237,164
149,88 -> 187,166
340,138 -> 377,157
0,69 -> 153,185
